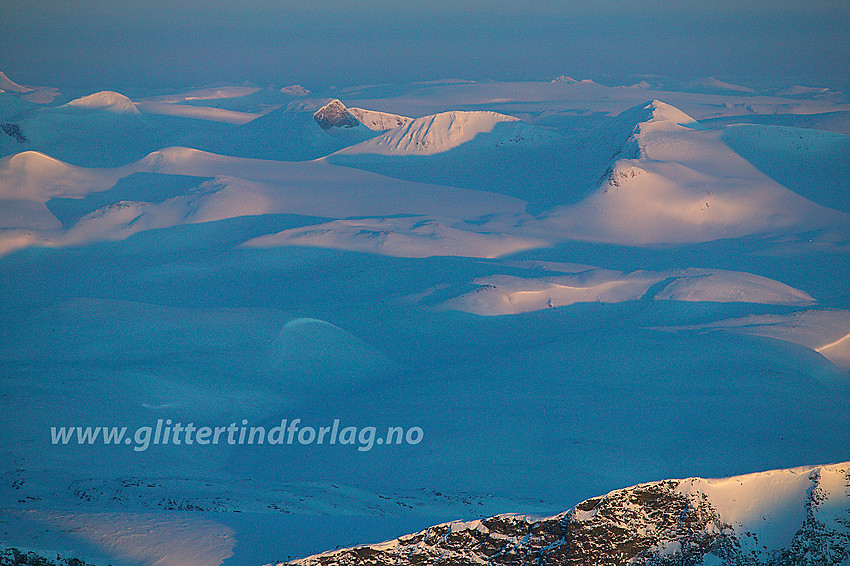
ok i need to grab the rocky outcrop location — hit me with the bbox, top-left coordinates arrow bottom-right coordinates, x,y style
1,123 -> 27,143
280,463 -> 850,566
313,100 -> 360,129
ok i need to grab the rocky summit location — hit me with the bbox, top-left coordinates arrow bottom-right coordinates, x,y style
313,99 -> 360,129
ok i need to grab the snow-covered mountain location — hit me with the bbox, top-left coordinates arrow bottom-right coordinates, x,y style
280,85 -> 311,96
280,462 -> 850,566
0,70 -> 62,104
336,110 -> 557,155
551,75 -> 602,86
543,100 -> 849,244
62,91 -> 141,115
1,76 -> 849,566
312,99 -> 411,132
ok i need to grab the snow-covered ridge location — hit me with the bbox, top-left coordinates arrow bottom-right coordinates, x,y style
280,462 -> 850,566
139,85 -> 261,104
0,71 -> 62,103
348,106 -> 413,131
543,99 -> 849,244
776,85 -> 831,97
60,88 -> 265,123
687,77 -> 756,94
0,145 -> 531,255
337,110 -> 551,156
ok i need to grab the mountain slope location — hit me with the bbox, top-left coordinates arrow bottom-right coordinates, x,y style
207,101 -> 379,161
348,106 -> 412,131
326,110 -> 571,208
721,123 -> 850,214
282,462 -> 850,566
543,100 -> 850,244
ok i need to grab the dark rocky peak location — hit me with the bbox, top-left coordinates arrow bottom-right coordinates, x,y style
313,99 -> 360,130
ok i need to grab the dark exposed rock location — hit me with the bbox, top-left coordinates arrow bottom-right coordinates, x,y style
313,100 -> 360,130
0,547 -> 96,566
1,123 -> 27,143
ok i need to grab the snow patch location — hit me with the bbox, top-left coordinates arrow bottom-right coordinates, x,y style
22,511 -> 235,566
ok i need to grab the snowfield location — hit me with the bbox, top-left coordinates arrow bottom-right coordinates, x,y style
0,71 -> 848,565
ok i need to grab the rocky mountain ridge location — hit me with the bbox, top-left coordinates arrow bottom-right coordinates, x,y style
277,462 -> 850,566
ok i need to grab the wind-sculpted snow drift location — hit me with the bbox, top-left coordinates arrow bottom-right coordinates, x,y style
281,462 -> 850,566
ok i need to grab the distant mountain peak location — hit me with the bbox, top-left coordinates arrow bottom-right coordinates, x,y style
617,100 -> 704,136
280,84 -> 311,96
552,75 -> 580,84
313,99 -> 360,129
552,75 -> 601,86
